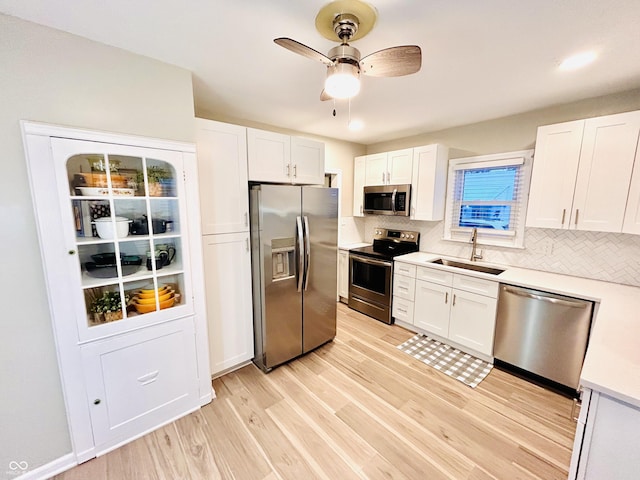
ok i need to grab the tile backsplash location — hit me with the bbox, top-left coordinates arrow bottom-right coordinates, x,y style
356,216 -> 640,287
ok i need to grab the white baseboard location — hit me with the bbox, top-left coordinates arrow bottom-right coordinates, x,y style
15,453 -> 76,480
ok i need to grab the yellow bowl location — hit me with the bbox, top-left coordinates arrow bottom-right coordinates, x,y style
134,290 -> 174,304
132,295 -> 175,313
139,285 -> 168,295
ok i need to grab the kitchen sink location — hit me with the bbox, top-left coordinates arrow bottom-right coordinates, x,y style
429,258 -> 505,275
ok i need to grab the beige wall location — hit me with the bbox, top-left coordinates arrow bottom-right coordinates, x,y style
366,88 -> 640,158
0,13 -> 196,474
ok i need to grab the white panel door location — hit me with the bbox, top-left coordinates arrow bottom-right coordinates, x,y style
338,249 -> 349,300
572,111 -> 640,232
196,119 -> 248,235
411,144 -> 449,221
202,232 -> 254,376
353,155 -> 366,216
448,289 -> 497,356
82,317 -> 198,448
291,136 -> 325,185
247,128 -> 291,183
526,120 -> 584,229
387,148 -> 414,184
364,152 -> 388,185
414,280 -> 451,337
622,138 -> 640,234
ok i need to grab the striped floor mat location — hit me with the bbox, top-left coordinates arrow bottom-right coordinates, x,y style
397,334 -> 493,388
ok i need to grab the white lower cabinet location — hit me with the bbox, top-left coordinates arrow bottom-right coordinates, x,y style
570,388 -> 640,479
82,317 -> 199,448
202,232 -> 254,377
338,249 -> 349,301
393,261 -> 498,357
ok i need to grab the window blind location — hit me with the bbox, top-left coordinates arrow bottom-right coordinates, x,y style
450,157 -> 526,234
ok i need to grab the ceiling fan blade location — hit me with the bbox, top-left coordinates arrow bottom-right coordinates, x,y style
320,89 -> 333,101
274,38 -> 334,66
360,45 -> 422,77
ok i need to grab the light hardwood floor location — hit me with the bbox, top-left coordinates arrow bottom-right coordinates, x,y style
56,303 -> 577,480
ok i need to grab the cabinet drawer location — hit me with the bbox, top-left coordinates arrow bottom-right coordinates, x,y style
417,266 -> 454,286
452,274 -> 498,298
393,273 -> 416,300
394,262 -> 416,278
392,296 -> 414,324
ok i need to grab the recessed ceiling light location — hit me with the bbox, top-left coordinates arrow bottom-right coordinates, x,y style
559,51 -> 597,71
348,119 -> 364,131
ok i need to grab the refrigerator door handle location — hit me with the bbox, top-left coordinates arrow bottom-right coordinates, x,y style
303,216 -> 311,291
296,216 -> 304,292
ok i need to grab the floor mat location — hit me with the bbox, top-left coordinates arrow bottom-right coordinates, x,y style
397,334 -> 493,388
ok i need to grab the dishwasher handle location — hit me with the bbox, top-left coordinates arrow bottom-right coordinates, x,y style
502,286 -> 589,308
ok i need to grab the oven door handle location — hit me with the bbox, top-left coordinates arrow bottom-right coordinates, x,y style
350,254 -> 393,268
391,188 -> 397,215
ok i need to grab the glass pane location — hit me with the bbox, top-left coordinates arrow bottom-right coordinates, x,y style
153,238 -> 181,272
126,274 -> 184,316
66,153 -> 141,197
459,205 -> 512,230
84,284 -> 127,326
145,159 -> 176,197
107,155 -> 144,197
149,198 -> 180,235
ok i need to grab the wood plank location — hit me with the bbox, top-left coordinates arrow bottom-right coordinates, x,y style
142,423 -> 192,480
173,412 -> 222,479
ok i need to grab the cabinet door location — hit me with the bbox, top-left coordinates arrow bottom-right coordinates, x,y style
82,317 -> 199,448
202,232 -> 254,376
572,111 -> 640,232
387,148 -> 414,184
353,156 -> 366,216
338,249 -> 349,300
195,119 -> 248,234
526,120 -> 585,229
448,289 -> 497,356
414,280 -> 451,337
411,144 -> 448,221
364,152 -> 388,185
247,128 -> 291,183
622,138 -> 640,234
291,136 -> 325,185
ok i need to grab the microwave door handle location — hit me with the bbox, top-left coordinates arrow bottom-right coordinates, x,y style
296,216 -> 304,292
303,216 -> 311,291
391,188 -> 397,215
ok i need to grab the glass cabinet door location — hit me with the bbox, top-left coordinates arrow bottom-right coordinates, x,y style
51,138 -> 193,342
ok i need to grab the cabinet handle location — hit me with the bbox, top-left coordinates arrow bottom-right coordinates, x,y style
68,249 -> 76,255
382,172 -> 385,184
293,164 -> 297,178
244,212 -> 248,227
286,164 -> 291,177
575,209 -> 579,225
452,294 -> 456,306
360,205 -> 363,214
246,238 -> 249,252
137,370 -> 160,386
398,307 -> 407,314
93,399 -> 101,405
445,292 -> 448,304
561,209 -> 566,225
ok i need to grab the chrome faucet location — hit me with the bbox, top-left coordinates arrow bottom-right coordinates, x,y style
470,228 -> 482,261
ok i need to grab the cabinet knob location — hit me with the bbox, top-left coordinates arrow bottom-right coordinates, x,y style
68,250 -> 76,255
93,399 -> 101,405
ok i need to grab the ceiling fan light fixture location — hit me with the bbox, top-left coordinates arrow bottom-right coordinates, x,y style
325,63 -> 361,99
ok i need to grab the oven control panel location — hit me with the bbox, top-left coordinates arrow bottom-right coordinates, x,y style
373,228 -> 420,243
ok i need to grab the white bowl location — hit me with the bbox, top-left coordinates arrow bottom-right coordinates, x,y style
93,217 -> 131,239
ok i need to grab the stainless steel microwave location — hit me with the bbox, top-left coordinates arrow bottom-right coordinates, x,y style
363,184 -> 411,216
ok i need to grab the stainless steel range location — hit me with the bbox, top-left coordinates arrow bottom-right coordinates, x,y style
348,228 -> 420,324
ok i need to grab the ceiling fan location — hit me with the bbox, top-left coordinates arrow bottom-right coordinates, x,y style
274,0 -> 422,101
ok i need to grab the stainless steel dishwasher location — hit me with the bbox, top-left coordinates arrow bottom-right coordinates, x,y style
494,284 -> 594,391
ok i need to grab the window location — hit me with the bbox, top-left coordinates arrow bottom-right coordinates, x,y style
444,150 -> 533,248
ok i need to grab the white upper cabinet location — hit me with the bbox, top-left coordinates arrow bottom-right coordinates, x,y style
353,155 -> 366,217
527,110 -> 640,233
291,136 -> 325,185
410,144 -> 449,221
622,142 -> 640,234
526,120 -> 584,229
573,112 -> 640,232
196,118 -> 249,235
364,149 -> 413,186
247,128 -> 325,185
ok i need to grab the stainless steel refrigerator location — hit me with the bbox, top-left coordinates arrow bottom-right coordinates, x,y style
249,184 -> 338,372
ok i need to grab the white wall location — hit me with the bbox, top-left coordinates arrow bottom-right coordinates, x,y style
0,13 -> 196,475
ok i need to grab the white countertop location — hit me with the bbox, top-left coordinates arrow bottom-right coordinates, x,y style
395,251 -> 640,408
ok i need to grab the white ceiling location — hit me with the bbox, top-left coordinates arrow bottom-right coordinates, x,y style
2,0 -> 640,144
